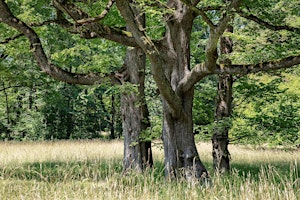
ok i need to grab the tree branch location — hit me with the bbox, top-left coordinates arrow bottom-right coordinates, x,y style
177,1 -> 242,95
0,33 -> 24,44
0,0 -> 121,85
215,54 -> 300,75
205,0 -> 242,71
29,19 -> 58,26
52,0 -> 139,47
179,54 -> 300,93
180,0 -> 216,29
237,10 -> 300,34
76,0 -> 115,25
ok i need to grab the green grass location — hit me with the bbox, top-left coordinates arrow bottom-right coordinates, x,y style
0,140 -> 299,199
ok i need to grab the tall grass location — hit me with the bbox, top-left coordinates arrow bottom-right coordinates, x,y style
0,140 -> 299,199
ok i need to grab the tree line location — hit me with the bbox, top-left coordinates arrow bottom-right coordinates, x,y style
0,0 -> 299,181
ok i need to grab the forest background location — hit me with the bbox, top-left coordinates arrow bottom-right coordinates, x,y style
0,0 -> 299,148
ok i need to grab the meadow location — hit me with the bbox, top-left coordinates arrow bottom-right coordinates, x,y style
0,140 -> 299,200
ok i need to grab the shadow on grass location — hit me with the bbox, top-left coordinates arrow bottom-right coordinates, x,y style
1,159 -> 298,183
0,159 -> 123,182
226,161 -> 300,185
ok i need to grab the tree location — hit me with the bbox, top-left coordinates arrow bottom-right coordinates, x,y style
212,22 -> 234,173
1,0 -> 299,181
212,0 -> 300,173
121,8 -> 153,171
0,0 -> 153,171
231,71 -> 300,146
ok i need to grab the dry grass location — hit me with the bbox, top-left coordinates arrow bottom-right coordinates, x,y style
0,140 -> 299,200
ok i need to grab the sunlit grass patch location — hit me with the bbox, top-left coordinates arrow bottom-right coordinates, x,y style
0,140 -> 299,199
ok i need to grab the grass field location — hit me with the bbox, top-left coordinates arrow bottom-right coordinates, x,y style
0,140 -> 299,200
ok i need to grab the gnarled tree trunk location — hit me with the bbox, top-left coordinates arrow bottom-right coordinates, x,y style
212,25 -> 234,173
212,74 -> 233,173
158,7 -> 209,180
162,89 -> 208,180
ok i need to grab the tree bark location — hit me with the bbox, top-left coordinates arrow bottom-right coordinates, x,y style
162,88 -> 208,181
121,4 -> 153,172
157,4 -> 209,181
212,25 -> 234,173
121,47 -> 153,172
212,74 -> 233,173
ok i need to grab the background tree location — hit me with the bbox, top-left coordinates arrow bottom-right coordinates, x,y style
0,0 -> 153,171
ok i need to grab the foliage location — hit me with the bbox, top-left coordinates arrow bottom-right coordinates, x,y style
0,0 -> 299,148
231,68 -> 300,146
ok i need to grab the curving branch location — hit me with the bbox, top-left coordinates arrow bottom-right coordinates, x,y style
237,10 -> 300,34
215,54 -> 300,75
179,54 -> 300,93
52,0 -> 138,47
205,0 -> 242,71
76,0 -> 115,25
0,0 -> 120,85
180,0 -> 216,28
177,0 -> 242,101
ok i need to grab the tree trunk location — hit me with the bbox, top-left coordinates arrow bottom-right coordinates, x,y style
162,88 -> 208,181
212,74 -> 233,173
212,25 -> 234,173
154,6 -> 209,181
110,93 -> 116,139
121,47 -> 153,172
121,5 -> 152,172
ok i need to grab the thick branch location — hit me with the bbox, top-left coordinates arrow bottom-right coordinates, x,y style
205,0 -> 242,71
0,0 -> 120,85
116,0 -> 183,116
52,0 -> 138,47
179,54 -> 300,93
180,0 -> 216,28
237,10 -> 300,34
215,54 -> 300,75
178,63 -> 211,93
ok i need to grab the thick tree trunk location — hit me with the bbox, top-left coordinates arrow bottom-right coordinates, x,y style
162,89 -> 208,181
155,5 -> 209,181
121,5 -> 152,172
212,26 -> 234,173
121,47 -> 153,172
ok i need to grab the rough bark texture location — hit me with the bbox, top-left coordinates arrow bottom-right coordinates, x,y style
121,5 -> 153,172
162,89 -> 208,180
122,47 -> 153,172
157,2 -> 209,181
212,74 -> 233,173
212,26 -> 234,173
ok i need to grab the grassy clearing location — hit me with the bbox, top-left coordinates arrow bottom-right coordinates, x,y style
0,140 -> 299,200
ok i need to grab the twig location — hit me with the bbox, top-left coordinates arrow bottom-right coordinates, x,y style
0,33 -> 23,44
76,0 -> 115,25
